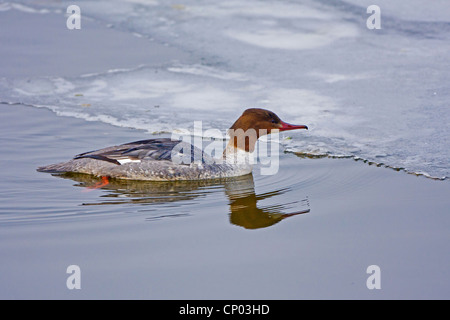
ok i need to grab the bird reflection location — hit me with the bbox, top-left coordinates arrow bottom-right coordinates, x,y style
54,172 -> 310,229
223,175 -> 310,229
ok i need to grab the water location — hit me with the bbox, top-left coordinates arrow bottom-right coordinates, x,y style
1,0 -> 449,180
1,1 -> 450,300
2,104 -> 450,299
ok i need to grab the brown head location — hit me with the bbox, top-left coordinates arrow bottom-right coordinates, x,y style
227,108 -> 308,152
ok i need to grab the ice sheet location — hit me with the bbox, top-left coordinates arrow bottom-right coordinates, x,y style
1,0 -> 449,179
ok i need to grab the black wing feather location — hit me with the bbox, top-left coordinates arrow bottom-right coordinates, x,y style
73,138 -> 207,165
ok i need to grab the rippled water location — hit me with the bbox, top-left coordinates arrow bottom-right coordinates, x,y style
2,167 -> 310,229
1,104 -> 450,299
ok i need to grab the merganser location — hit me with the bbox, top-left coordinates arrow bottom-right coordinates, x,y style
37,108 -> 308,181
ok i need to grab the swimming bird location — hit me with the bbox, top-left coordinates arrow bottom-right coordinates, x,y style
37,108 -> 308,181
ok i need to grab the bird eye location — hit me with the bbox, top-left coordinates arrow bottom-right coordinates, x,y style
271,119 -> 277,124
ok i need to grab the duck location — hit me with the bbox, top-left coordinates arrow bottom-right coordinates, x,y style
37,108 -> 308,181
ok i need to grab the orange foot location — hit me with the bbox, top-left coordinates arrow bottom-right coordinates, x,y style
82,176 -> 110,192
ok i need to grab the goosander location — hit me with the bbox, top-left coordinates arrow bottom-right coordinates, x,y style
37,108 -> 308,181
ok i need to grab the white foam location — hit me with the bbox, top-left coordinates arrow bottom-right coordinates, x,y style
10,3 -> 50,14
124,0 -> 158,5
308,72 -> 372,84
225,23 -> 358,50
168,64 -> 247,81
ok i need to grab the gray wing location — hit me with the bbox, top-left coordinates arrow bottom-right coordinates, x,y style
74,138 -> 210,165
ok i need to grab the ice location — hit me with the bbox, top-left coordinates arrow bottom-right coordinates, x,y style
1,0 -> 449,179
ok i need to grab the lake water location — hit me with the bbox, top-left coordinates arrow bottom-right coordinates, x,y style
1,104 -> 449,299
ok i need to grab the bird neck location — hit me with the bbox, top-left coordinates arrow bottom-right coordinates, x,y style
222,130 -> 258,165
224,128 -> 259,153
